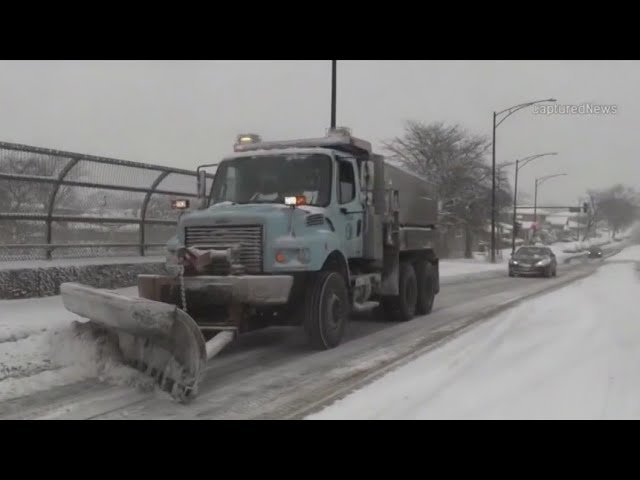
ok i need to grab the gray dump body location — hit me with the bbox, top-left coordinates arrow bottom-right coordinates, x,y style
383,161 -> 438,228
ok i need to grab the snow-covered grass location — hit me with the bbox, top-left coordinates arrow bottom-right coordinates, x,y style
308,249 -> 640,419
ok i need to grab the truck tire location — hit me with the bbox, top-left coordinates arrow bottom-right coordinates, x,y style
303,271 -> 350,350
382,261 -> 417,322
415,260 -> 435,315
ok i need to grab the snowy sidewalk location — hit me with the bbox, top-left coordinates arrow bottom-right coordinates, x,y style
308,245 -> 640,420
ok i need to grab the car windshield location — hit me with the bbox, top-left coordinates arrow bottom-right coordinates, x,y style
514,247 -> 550,258
209,153 -> 332,207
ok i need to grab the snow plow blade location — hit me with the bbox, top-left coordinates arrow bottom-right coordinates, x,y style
60,282 -> 233,402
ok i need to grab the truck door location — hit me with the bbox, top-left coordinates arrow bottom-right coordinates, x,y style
334,155 -> 364,259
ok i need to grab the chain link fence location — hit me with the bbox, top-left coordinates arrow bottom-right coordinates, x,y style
0,141 -> 211,261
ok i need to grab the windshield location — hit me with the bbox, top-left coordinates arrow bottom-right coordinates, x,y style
514,247 -> 551,258
209,153 -> 332,207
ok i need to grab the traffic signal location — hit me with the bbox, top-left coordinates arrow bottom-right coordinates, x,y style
583,202 -> 589,213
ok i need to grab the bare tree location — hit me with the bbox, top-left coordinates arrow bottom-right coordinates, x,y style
384,120 -> 512,258
0,153 -> 88,245
587,184 -> 639,238
0,154 -> 82,212
581,190 -> 602,241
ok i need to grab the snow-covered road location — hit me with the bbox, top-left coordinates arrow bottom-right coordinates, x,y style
308,245 -> 640,420
0,243 -> 629,419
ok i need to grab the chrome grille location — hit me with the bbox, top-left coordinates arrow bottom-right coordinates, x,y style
184,225 -> 263,274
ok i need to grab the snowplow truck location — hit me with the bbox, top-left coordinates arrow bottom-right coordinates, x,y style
60,129 -> 440,402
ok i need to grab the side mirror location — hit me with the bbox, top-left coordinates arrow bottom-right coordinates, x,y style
197,170 -> 207,199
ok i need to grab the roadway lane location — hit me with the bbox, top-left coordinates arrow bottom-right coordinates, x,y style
0,255 -> 611,420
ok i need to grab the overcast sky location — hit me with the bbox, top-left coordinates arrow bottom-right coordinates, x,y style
0,60 -> 637,205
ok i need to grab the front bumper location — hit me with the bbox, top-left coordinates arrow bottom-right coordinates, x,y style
510,264 -> 550,275
138,274 -> 294,306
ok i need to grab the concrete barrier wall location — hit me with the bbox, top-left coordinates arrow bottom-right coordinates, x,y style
0,261 -> 168,300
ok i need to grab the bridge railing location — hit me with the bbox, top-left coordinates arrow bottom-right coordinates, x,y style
0,141 -> 210,261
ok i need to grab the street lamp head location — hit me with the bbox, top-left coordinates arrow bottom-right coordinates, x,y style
536,172 -> 568,185
548,98 -> 557,102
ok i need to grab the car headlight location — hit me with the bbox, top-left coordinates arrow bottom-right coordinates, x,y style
536,258 -> 551,266
510,260 -> 518,265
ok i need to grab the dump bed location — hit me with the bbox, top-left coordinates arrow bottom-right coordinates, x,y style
383,161 -> 438,228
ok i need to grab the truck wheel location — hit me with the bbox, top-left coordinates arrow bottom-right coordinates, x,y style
303,271 -> 350,350
382,261 -> 417,322
415,260 -> 435,315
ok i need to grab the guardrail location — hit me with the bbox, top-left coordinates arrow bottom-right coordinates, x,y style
0,141 -> 211,261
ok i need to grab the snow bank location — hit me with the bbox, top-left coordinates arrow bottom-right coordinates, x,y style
609,244 -> 640,262
439,259 -> 505,278
0,326 -> 154,402
0,286 -> 152,402
308,259 -> 640,419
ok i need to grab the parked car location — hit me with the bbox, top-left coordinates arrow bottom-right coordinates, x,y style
508,246 -> 557,278
587,246 -> 603,259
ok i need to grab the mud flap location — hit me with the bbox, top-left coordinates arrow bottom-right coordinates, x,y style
60,282 -> 208,402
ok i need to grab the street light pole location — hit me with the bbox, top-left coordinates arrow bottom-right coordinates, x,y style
534,180 -> 539,224
577,199 -> 581,241
512,159 -> 519,254
533,173 -> 568,241
490,98 -> 557,263
331,60 -> 337,129
499,152 -> 558,254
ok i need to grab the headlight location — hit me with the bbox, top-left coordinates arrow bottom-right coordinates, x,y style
536,258 -> 551,266
274,248 -> 311,264
510,260 -> 518,265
